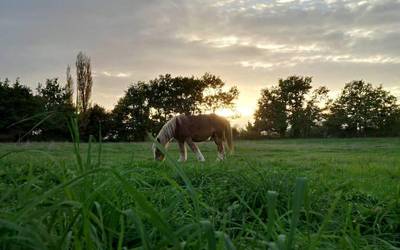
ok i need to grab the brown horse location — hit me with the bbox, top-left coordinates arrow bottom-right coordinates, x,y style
152,114 -> 234,161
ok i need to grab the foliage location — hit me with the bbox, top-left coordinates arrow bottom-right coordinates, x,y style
302,86 -> 331,137
36,78 -> 75,140
1,72 -> 399,141
112,73 -> 239,141
254,76 -> 330,138
254,87 -> 287,136
76,52 -> 93,113
279,76 -> 313,138
0,78 -> 43,141
37,78 -> 70,111
201,73 -> 239,113
79,104 -> 112,141
147,74 -> 204,123
326,80 -> 399,137
66,65 -> 74,105
112,82 -> 152,141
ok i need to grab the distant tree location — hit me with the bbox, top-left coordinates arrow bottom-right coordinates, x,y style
0,78 -> 43,141
147,74 -> 204,125
111,82 -> 151,141
80,104 -> 111,141
66,65 -> 74,106
237,122 -> 262,139
111,73 -> 239,141
302,86 -> 331,137
76,52 -> 93,113
392,112 -> 400,136
147,73 -> 238,122
279,76 -> 313,137
326,80 -> 399,137
254,87 -> 287,136
37,78 -> 69,110
201,73 -> 239,113
254,76 -> 328,138
36,78 -> 74,140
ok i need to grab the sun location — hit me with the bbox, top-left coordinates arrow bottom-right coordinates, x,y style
215,108 -> 236,117
237,106 -> 254,117
215,106 -> 254,118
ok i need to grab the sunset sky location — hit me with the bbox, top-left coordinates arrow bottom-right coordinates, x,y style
1,0 -> 400,126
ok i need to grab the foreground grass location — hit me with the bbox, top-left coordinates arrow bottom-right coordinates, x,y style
0,138 -> 399,249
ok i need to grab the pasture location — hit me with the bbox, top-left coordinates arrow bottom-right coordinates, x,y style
1,138 -> 400,249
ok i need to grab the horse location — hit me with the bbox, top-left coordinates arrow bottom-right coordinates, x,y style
152,114 -> 234,162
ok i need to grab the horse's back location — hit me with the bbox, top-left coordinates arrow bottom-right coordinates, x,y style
184,114 -> 228,130
175,114 -> 228,141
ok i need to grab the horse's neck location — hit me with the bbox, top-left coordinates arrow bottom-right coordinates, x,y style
159,133 -> 171,145
159,121 -> 174,145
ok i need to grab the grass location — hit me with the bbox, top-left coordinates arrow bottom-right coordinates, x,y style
1,136 -> 400,249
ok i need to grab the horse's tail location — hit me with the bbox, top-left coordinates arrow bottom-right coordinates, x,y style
225,121 -> 234,154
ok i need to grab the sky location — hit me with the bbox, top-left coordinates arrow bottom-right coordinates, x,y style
1,0 -> 400,127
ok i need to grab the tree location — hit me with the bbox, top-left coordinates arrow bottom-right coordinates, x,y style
254,76 -> 328,138
0,78 -> 43,141
147,74 -> 204,125
147,73 -> 238,121
37,78 -> 70,110
111,82 -> 151,141
302,86 -> 331,137
326,80 -> 399,137
279,76 -> 313,137
254,87 -> 287,136
80,104 -> 112,141
201,73 -> 239,113
36,78 -> 74,140
76,52 -> 93,113
66,65 -> 74,106
237,122 -> 262,139
111,73 -> 239,141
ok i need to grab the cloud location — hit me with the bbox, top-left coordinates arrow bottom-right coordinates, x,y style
1,0 -> 399,126
239,53 -> 400,70
101,71 -> 132,78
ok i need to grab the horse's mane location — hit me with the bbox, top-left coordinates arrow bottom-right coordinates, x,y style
157,116 -> 178,143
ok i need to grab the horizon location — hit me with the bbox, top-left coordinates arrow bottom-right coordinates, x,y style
1,0 -> 400,127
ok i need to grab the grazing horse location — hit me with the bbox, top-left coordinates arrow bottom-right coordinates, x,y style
152,114 -> 234,161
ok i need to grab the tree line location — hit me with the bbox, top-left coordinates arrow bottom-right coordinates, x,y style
0,52 -> 239,142
1,53 -> 399,142
240,76 -> 400,138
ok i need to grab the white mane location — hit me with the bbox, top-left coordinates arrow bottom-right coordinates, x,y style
157,116 -> 178,144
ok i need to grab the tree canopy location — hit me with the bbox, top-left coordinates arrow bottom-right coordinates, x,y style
0,78 -> 43,141
252,76 -> 399,138
112,73 -> 239,141
1,70 -> 399,141
254,76 -> 331,137
326,81 -> 399,137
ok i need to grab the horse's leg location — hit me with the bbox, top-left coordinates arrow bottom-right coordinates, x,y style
178,141 -> 187,162
186,138 -> 205,162
213,135 -> 225,161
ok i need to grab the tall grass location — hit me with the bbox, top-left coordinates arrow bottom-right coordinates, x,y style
1,119 -> 399,249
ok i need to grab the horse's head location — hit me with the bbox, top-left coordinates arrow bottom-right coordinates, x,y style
152,138 -> 165,161
153,118 -> 176,161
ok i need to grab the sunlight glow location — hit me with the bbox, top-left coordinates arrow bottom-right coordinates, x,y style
215,108 -> 237,117
215,106 -> 254,118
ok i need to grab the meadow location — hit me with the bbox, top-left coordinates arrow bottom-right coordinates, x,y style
1,137 -> 399,249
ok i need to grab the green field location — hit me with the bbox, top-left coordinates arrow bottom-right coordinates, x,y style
1,138 -> 400,249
